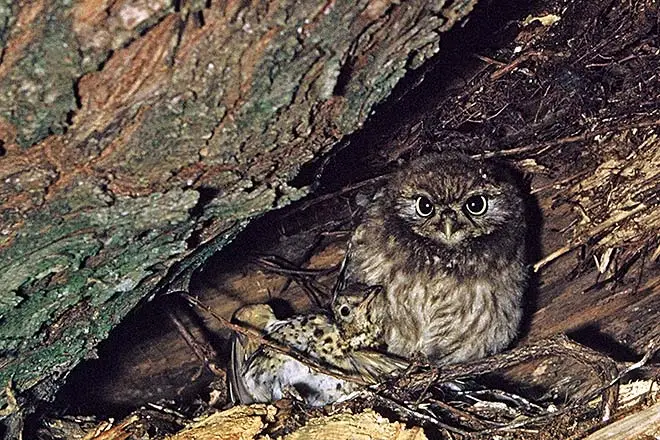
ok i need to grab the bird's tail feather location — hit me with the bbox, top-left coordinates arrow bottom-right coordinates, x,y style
228,333 -> 255,405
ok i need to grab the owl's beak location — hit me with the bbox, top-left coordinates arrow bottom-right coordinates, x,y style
438,209 -> 458,239
443,218 -> 455,238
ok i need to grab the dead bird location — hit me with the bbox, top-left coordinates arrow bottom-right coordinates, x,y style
228,286 -> 407,407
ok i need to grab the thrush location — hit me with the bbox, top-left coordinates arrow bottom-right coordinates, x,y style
228,287 -> 407,407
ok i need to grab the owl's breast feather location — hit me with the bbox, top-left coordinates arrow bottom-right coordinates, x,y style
349,222 -> 525,362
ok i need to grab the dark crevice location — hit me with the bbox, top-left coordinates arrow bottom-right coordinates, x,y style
332,55 -> 355,97
186,187 -> 223,249
95,49 -> 113,72
53,294 -> 221,418
72,75 -> 82,110
188,186 -> 221,218
194,10 -> 205,27
186,218 -> 214,250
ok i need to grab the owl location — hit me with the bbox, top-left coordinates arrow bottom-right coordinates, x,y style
339,152 -> 528,364
228,286 -> 407,407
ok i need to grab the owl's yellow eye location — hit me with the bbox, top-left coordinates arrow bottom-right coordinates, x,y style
415,196 -> 435,217
464,195 -> 488,216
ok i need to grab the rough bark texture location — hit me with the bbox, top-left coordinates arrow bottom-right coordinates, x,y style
0,0 -> 478,411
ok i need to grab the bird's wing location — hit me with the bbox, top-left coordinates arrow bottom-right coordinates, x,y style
347,349 -> 409,383
228,333 -> 257,405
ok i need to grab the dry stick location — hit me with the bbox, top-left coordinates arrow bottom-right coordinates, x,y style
413,370 -> 439,406
606,338 -> 660,388
428,397 -> 502,429
463,389 -> 545,414
252,255 -> 334,307
166,309 -> 225,380
474,118 -> 660,159
486,50 -> 545,80
533,203 -> 648,272
593,336 -> 660,396
252,255 -> 337,277
178,292 -> 370,387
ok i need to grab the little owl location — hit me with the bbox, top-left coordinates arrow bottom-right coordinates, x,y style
339,152 -> 528,364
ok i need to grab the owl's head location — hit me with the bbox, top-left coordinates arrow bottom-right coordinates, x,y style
384,153 -> 525,251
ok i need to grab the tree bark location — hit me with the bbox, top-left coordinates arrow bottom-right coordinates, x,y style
0,0 -> 478,413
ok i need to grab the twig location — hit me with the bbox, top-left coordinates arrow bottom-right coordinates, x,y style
605,336 -> 660,389
487,51 -> 545,80
178,292 -> 370,386
476,410 -> 564,435
461,389 -> 545,414
252,255 -> 336,277
252,255 -> 335,307
369,392 -> 469,436
166,309 -> 223,380
474,54 -> 507,67
427,397 -> 501,428
582,336 -> 660,422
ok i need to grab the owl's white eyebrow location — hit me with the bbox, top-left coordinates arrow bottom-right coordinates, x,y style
466,186 -> 502,196
406,191 -> 433,199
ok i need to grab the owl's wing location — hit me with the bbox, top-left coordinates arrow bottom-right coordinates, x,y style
347,349 -> 409,383
228,332 -> 258,405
